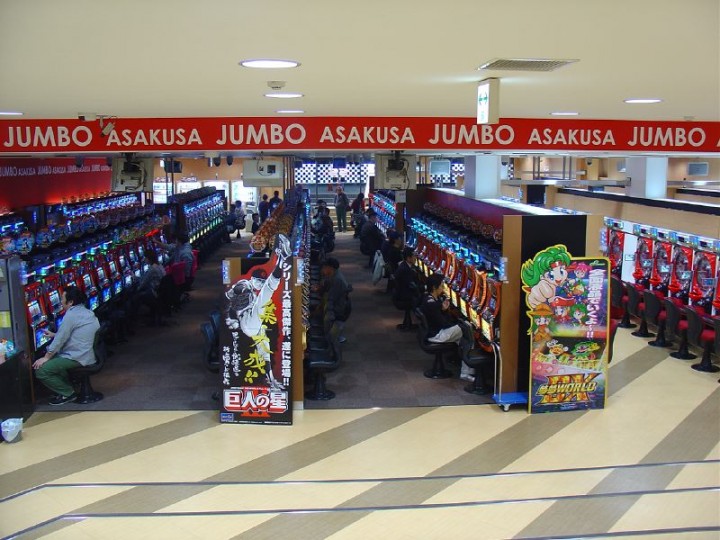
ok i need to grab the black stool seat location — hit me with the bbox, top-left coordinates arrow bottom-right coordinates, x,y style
414,309 -> 456,379
305,348 -> 339,400
393,296 -> 418,332
69,328 -> 107,404
462,347 -> 495,394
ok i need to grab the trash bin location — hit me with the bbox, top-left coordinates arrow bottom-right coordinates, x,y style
1,418 -> 22,443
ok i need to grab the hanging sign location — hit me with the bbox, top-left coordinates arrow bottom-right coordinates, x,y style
0,117 -> 718,154
521,245 -> 610,413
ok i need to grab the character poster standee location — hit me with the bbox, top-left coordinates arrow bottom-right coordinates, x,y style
521,244 -> 610,413
220,234 -> 294,424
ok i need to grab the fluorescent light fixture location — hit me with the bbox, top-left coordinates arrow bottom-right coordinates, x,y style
264,92 -> 303,99
624,98 -> 662,104
240,59 -> 300,69
0,111 -> 23,116
276,109 -> 304,114
551,111 -> 579,116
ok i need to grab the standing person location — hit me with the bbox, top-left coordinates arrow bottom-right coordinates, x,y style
258,194 -> 270,223
33,286 -> 100,405
250,212 -> 261,234
334,188 -> 350,233
350,192 -> 365,237
234,201 -> 246,239
268,190 -> 282,212
360,210 -> 385,267
420,273 -> 463,345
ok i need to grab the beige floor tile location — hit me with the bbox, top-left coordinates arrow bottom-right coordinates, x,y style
667,462 -> 720,490
610,491 -> 720,532
162,481 -> 380,513
612,327 -> 656,365
41,515 -> 277,540
0,486 -> 131,537
327,501 -> 556,540
56,408 -> 373,484
503,358 -> 720,473
280,405 -> 526,481
0,411 -> 196,474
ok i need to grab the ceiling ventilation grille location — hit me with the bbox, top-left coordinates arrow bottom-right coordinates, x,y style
478,58 -> 578,72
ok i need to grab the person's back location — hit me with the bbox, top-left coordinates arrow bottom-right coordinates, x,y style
269,191 -> 282,211
360,217 -> 383,255
395,260 -> 421,304
258,195 -> 270,222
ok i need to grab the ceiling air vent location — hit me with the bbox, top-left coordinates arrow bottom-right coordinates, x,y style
478,58 -> 578,72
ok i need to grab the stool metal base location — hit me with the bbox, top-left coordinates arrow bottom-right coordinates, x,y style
424,368 -> 452,379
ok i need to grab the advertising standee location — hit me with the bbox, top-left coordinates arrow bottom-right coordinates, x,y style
220,234 -> 293,425
521,245 -> 610,413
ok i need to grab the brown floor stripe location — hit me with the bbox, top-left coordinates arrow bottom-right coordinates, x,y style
0,412 -> 216,500
515,387 -> 720,539
15,407 -> 432,539
230,343 -> 671,539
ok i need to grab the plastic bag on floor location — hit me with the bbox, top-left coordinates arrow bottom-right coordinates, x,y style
1,418 -> 22,443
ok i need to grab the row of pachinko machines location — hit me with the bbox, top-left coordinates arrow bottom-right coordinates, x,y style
604,217 -> 720,316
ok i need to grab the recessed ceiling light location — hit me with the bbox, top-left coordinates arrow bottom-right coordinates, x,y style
550,112 -> 579,116
240,59 -> 300,69
624,98 -> 662,104
264,92 -> 303,99
0,111 -> 23,116
276,110 -> 305,114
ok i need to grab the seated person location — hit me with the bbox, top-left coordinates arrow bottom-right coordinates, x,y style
420,273 -> 462,345
132,251 -> 165,323
381,230 -> 403,276
313,207 -> 335,236
320,257 -> 352,341
359,210 -> 385,266
154,232 -> 194,285
250,212 -> 261,234
32,286 -> 101,405
394,247 -> 422,307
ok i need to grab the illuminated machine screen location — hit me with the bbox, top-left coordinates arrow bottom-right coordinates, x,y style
468,306 -> 480,327
129,250 -> 137,263
108,261 -> 117,274
89,296 -> 99,310
459,298 -> 468,318
48,290 -> 61,311
450,289 -> 458,307
142,263 -> 149,273
678,271 -> 692,280
138,246 -> 144,257
119,255 -> 127,268
55,313 -> 65,329
481,318 -> 492,342
101,288 -> 111,303
113,281 -> 123,295
34,327 -> 50,350
82,274 -> 93,290
659,264 -> 671,273
641,259 -> 653,268
28,300 -> 43,323
488,297 -> 497,312
96,267 -> 106,281
701,278 -> 715,288
134,269 -> 141,278
124,274 -> 134,287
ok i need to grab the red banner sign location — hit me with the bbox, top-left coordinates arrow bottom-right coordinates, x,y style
0,117 -> 718,154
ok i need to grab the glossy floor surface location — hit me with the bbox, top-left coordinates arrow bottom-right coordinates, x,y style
1,327 -> 719,539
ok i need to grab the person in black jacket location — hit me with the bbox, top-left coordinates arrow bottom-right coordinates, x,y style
359,210 -> 385,267
258,194 -> 270,222
394,247 -> 422,307
420,273 -> 462,345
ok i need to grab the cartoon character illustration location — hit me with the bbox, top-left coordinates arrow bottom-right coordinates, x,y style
572,341 -> 601,370
570,303 -> 589,326
565,262 -> 590,301
521,245 -> 572,309
551,296 -> 574,325
225,234 -> 292,389
529,303 -> 554,346
544,339 -> 571,364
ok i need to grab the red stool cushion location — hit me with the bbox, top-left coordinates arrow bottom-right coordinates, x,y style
658,311 -> 667,321
700,329 -> 715,343
678,320 -> 689,331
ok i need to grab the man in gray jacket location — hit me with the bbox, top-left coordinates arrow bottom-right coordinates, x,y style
33,286 -> 100,405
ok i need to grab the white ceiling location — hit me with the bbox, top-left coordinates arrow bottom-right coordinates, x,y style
0,0 -> 718,123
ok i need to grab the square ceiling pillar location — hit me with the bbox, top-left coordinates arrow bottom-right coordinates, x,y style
464,154 -> 504,200
626,156 -> 668,199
